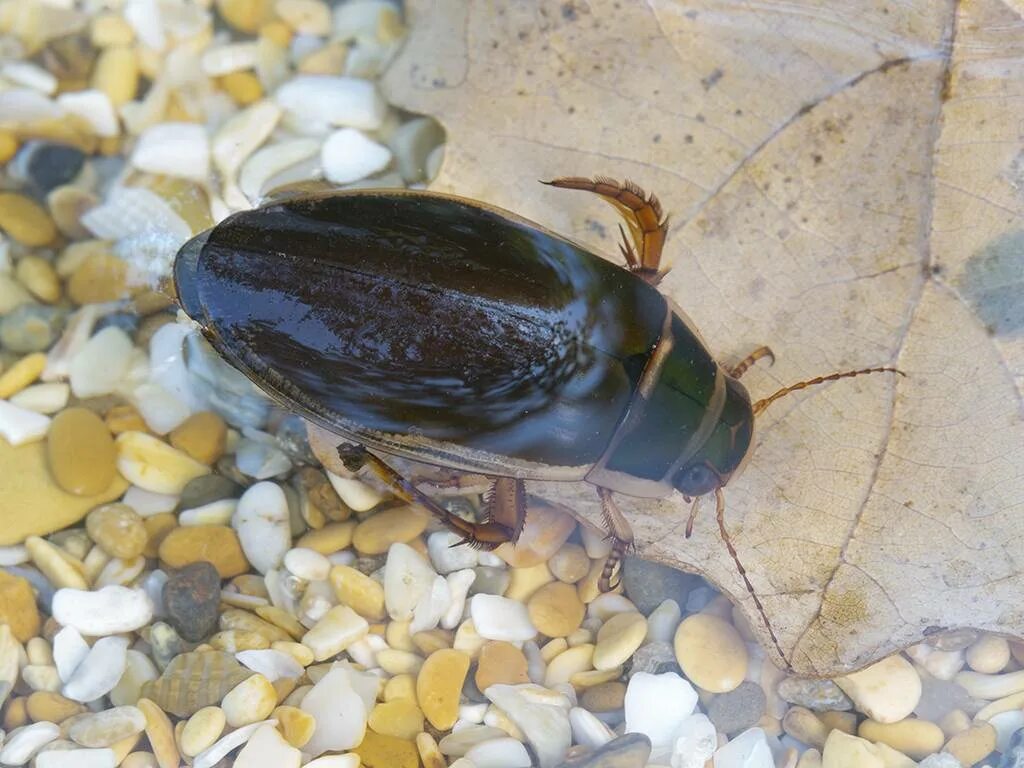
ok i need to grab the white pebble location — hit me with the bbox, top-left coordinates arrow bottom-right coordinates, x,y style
326,471 -> 383,511
132,381 -> 190,435
52,586 -> 154,636
62,636 -> 129,702
239,138 -> 321,203
179,498 -> 238,526
302,605 -> 368,661
193,719 -> 277,768
212,100 -> 283,184
646,599 -> 682,643
55,90 -> 118,137
410,574 -> 452,635
569,707 -> 614,749
671,713 -> 717,768
484,684 -> 571,768
1,61 -> 57,94
35,749 -> 117,768
285,548 -> 331,581
321,128 -> 391,184
69,327 -> 134,399
131,122 -> 211,181
303,755 -> 360,768
0,399 -> 50,445
428,531 -> 478,574
202,42 -> 260,76
109,649 -> 158,707
53,626 -> 89,683
300,667 -> 368,755
990,709 -> 1024,753
22,665 -> 61,691
0,544 -> 29,566
442,568 -> 476,630
384,541 -> 437,621
713,727 -> 774,768
345,633 -> 386,668
121,486 -> 179,517
0,722 -> 61,765
587,593 -> 637,621
237,649 -> 305,681
275,75 -> 386,131
459,702 -> 488,724
439,725 -> 508,756
471,594 -> 537,643
835,656 -> 921,723
234,722 -> 301,768
624,672 -> 697,749
234,481 -> 291,574
389,116 -> 444,182
465,737 -> 532,768
9,382 -> 70,414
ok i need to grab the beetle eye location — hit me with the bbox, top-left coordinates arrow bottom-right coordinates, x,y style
674,463 -> 720,497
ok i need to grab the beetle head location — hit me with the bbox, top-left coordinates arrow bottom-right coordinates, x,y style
673,376 -> 754,497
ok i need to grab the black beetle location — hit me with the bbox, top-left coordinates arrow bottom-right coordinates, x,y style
173,176 -> 899,660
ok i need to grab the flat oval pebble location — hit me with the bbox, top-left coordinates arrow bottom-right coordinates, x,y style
835,655 -> 921,724
0,570 -> 40,641
857,718 -> 945,760
275,75 -> 386,130
234,721 -> 301,768
471,594 -> 537,643
673,613 -> 747,693
417,648 -> 471,730
86,503 -> 147,559
68,706 -> 146,747
234,481 -> 291,574
299,667 -> 368,755
62,636 -> 129,702
222,673 -> 277,727
158,525 -> 249,578
821,730 -> 884,768
46,408 -> 116,496
0,192 -> 57,246
477,641 -> 530,691
302,605 -> 369,661
353,506 -> 429,554
0,722 -> 61,765
594,612 -> 647,671
330,564 -> 386,621
116,431 -> 211,494
52,586 -> 153,636
528,581 -> 585,638
180,706 -> 226,757
168,411 -> 227,465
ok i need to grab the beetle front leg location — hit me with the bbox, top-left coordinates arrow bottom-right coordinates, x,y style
543,176 -> 670,285
597,487 -> 634,592
337,444 -> 517,550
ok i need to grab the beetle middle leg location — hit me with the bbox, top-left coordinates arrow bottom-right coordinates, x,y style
543,176 -> 670,285
729,346 -> 775,379
337,444 -> 517,549
597,487 -> 634,591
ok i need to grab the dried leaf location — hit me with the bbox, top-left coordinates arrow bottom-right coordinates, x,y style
383,0 -> 1024,675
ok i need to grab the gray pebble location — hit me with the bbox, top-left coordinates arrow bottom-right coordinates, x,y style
621,557 -> 700,615
626,641 -> 681,679
179,474 -> 242,510
777,676 -> 853,711
919,754 -> 962,768
1000,728 -> 1024,768
148,621 -> 185,670
12,141 -> 86,194
914,675 -> 973,722
163,562 -> 221,642
556,733 -> 651,768
94,312 -> 140,338
470,566 -> 511,596
0,304 -> 64,352
707,680 -> 767,735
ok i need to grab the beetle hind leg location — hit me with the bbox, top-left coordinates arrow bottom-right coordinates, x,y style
543,176 -> 670,285
597,488 -> 634,592
482,477 -> 527,545
336,444 -> 516,550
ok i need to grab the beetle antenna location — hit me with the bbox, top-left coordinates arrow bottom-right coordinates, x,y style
715,488 -> 791,670
752,366 -> 904,416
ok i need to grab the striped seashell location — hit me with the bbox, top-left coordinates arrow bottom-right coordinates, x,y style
141,651 -> 253,717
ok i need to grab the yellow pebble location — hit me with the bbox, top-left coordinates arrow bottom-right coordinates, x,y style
15,255 -> 61,303
377,649 -> 423,676
219,71 -> 264,105
384,674 -> 417,703
368,698 -> 424,741
0,130 -> 17,165
416,649 -> 470,731
92,46 -> 139,106
3,697 -> 29,730
180,706 -> 226,757
25,536 -> 87,590
386,620 -> 415,652
673,613 -> 748,693
355,729 -> 419,768
0,194 -> 57,247
297,521 -> 356,554
858,718 -> 945,761
137,698 -> 180,768
256,606 -> 306,640
0,572 -> 41,642
416,732 -> 446,768
259,19 -> 293,45
273,705 -> 316,748
330,565 -> 386,621
0,353 -> 46,399
90,12 -> 135,46
217,0 -> 273,33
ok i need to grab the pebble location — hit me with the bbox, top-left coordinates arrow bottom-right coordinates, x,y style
322,128 -> 393,184
354,729 -> 419,768
163,562 -> 221,641
494,500 -> 576,568
777,677 -> 853,711
10,382 -> 70,414
668,713 -> 716,768
275,75 -> 387,130
529,582 -> 586,638
66,251 -> 129,305
368,697 -> 424,740
835,655 -> 921,723
714,727 -> 775,768
134,699 -> 178,768
966,635 -> 1010,674
62,636 -> 129,702
507,562 -> 555,602
443,568 -> 476,629
52,586 -> 153,635
594,612 -> 647,671
548,543 -> 590,584
68,706 -> 146,747
0,722 -> 61,765
53,626 -> 89,683
821,730 -> 884,768
131,123 -> 210,181
330,564 -> 386,620
943,721 -> 995,765
69,327 -> 134,399
234,721 -> 302,768
621,557 -> 699,616
299,667 -> 368,755
708,680 -> 767,735
0,398 -> 51,445
782,706 -> 829,748
581,681 -> 626,712
0,192 -> 57,246
0,304 -> 64,353
193,719 -> 275,768
15,255 -> 61,303
484,684 -> 572,768
559,732 -> 651,767
25,536 -> 86,589
0,570 -> 40,641
91,46 -> 139,106
158,525 -> 250,578
109,650 -> 158,707
418,648 -> 471,729
304,758 -> 360,768
47,408 -> 117,495
624,672 -> 697,749
384,541 -> 437,621
116,431 -> 211,494
354,506 -> 429,554
0,352 -> 46,399
477,641 -> 531,691
86,503 -> 147,559
297,520 -> 356,554
180,707 -> 227,757
222,673 -> 277,727
26,692 -> 85,723
325,472 -> 383,512
302,605 -> 369,661
428,530 -> 479,574
234,481 -> 291,574
169,411 -> 227,465
674,613 -> 748,693
237,649 -> 304,681
471,594 -> 538,643
856,718 -> 945,761
465,736 -> 532,768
